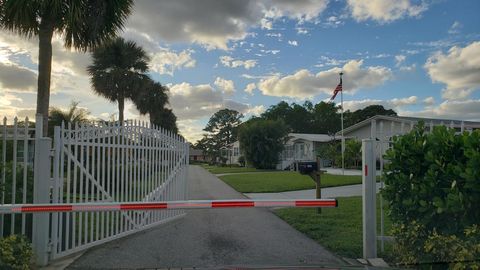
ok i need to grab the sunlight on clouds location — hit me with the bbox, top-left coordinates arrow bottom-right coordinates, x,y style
214,77 -> 236,94
425,41 -> 480,100
258,60 -> 392,99
347,0 -> 428,23
150,49 -> 196,76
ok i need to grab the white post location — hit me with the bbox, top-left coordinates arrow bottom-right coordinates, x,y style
362,139 -> 377,259
32,114 -> 51,266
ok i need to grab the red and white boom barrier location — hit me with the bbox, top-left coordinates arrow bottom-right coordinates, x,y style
0,199 -> 337,214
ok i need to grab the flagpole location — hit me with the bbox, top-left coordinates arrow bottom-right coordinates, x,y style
340,72 -> 344,176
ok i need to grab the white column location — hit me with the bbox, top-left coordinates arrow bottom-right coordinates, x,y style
362,139 -> 377,259
32,114 -> 52,266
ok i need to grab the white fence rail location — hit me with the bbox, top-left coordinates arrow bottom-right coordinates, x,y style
0,117 -> 35,238
0,115 -> 189,266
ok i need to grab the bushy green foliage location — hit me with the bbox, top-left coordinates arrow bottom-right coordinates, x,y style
391,222 -> 480,268
344,139 -> 361,169
383,123 -> 480,267
383,124 -> 480,234
0,235 -> 33,270
238,119 -> 289,169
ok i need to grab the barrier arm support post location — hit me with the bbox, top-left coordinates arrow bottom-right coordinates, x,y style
32,115 -> 51,266
362,139 -> 377,259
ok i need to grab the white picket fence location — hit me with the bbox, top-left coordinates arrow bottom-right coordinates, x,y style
0,115 -> 189,265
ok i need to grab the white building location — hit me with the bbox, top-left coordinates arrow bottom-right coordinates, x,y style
276,133 -> 338,170
337,115 -> 480,157
223,140 -> 241,165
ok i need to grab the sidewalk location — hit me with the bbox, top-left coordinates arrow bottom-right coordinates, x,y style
323,168 -> 381,176
244,182 -> 382,200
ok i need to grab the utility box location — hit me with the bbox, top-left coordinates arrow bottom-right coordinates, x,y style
297,161 -> 318,174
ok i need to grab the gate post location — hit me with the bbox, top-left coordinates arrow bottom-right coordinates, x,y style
362,139 -> 377,259
32,115 -> 51,266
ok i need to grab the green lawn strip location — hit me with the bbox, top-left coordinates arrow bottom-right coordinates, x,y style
274,196 -> 392,259
219,172 -> 364,193
200,164 -> 265,174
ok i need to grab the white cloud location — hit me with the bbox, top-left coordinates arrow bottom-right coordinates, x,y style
395,55 -> 406,66
260,49 -> 281,55
245,105 -> 266,116
423,96 -> 435,106
257,60 -> 392,98
347,0 -> 428,23
168,82 -> 257,121
390,96 -> 418,107
399,64 -> 416,72
244,83 -> 257,95
288,40 -> 299,46
177,120 -> 206,143
402,99 -> 480,121
395,54 -> 416,71
263,0 -> 329,22
261,18 -> 273,30
214,77 -> 236,94
343,96 -> 418,111
448,21 -> 462,34
315,56 -> 349,67
150,49 -> 196,76
296,27 -> 309,34
219,56 -> 257,69
424,41 -> 480,100
127,0 -> 328,50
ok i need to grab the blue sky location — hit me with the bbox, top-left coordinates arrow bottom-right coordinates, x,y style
1,0 -> 479,142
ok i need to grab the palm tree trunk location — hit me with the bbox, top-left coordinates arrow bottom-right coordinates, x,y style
149,113 -> 154,128
118,96 -> 124,125
37,20 -> 55,137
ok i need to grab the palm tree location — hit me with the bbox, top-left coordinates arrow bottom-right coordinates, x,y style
150,108 -> 178,133
133,79 -> 169,126
48,101 -> 90,136
0,0 -> 133,136
88,37 -> 150,124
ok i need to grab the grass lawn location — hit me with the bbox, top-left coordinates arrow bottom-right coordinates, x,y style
274,196 -> 393,259
219,171 -> 364,193
200,164 -> 265,174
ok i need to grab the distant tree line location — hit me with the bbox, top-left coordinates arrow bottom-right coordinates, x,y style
261,101 -> 396,135
195,101 -> 396,169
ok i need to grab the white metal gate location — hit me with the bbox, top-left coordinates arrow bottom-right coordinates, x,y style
48,119 -> 189,260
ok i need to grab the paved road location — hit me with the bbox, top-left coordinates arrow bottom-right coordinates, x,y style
67,165 -> 343,269
245,183 -> 382,200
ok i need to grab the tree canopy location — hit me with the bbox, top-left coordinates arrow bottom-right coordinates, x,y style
88,37 -> 150,124
196,109 -> 243,163
238,118 -> 289,169
260,101 -> 396,134
0,0 -> 133,135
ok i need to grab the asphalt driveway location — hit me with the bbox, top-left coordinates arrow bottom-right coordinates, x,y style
67,165 -> 343,269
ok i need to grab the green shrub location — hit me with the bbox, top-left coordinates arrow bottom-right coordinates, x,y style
383,124 -> 480,266
391,222 -> 480,269
383,124 -> 480,234
0,235 -> 33,270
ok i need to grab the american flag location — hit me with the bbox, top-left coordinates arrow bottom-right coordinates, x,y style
330,77 -> 342,101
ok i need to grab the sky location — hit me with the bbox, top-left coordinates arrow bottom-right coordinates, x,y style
1,0 -> 480,143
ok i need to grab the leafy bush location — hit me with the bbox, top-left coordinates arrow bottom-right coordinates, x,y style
0,235 -> 33,270
383,124 -> 480,266
383,124 -> 480,234
391,222 -> 480,268
238,119 -> 289,169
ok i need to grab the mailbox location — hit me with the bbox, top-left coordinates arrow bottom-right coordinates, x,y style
297,161 -> 318,174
